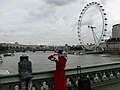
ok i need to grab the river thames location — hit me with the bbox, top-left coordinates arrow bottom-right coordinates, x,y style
0,51 -> 120,74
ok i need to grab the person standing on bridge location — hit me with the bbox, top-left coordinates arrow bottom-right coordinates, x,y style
18,55 -> 33,90
48,50 -> 67,90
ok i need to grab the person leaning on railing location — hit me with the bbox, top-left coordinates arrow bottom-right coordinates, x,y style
18,55 -> 33,90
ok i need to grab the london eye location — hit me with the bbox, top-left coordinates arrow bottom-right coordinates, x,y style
77,2 -> 107,49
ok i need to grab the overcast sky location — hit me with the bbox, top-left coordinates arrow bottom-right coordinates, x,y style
0,0 -> 119,45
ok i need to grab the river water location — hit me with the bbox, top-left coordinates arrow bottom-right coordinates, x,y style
0,51 -> 120,74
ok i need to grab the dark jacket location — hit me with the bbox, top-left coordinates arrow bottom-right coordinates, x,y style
18,59 -> 32,80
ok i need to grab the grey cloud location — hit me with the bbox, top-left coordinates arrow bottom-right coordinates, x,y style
29,5 -> 55,18
100,0 -> 109,5
0,0 -> 113,45
44,0 -> 77,6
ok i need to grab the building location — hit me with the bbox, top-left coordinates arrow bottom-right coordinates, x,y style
112,24 -> 120,38
106,24 -> 120,54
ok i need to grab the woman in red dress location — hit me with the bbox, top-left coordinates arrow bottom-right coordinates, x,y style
48,50 -> 67,90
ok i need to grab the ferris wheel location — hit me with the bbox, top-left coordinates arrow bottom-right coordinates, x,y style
77,2 -> 107,47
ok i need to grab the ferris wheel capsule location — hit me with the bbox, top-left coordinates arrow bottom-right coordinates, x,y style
77,31 -> 80,33
101,39 -> 104,41
97,3 -> 100,5
102,9 -> 105,11
82,9 -> 85,11
105,23 -> 108,26
79,16 -> 82,18
104,29 -> 107,31
104,13 -> 106,15
105,18 -> 107,20
87,4 -> 89,6
95,2 -> 97,4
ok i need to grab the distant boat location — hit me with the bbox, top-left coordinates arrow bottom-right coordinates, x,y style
3,53 -> 14,57
0,70 -> 9,76
80,52 -> 83,55
0,56 -> 3,63
101,54 -> 110,57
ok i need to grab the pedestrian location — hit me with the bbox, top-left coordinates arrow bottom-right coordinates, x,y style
48,50 -> 67,90
18,55 -> 32,90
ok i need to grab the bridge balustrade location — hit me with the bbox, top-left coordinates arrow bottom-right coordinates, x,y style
0,62 -> 120,90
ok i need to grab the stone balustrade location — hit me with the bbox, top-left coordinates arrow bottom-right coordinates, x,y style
1,62 -> 120,90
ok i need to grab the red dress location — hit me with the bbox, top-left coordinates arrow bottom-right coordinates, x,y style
48,55 -> 67,90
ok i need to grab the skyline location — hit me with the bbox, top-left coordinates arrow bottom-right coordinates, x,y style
0,0 -> 119,45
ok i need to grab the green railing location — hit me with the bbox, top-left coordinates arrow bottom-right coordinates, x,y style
1,62 -> 120,90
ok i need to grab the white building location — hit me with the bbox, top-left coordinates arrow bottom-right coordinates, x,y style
107,24 -> 120,54
112,24 -> 120,38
